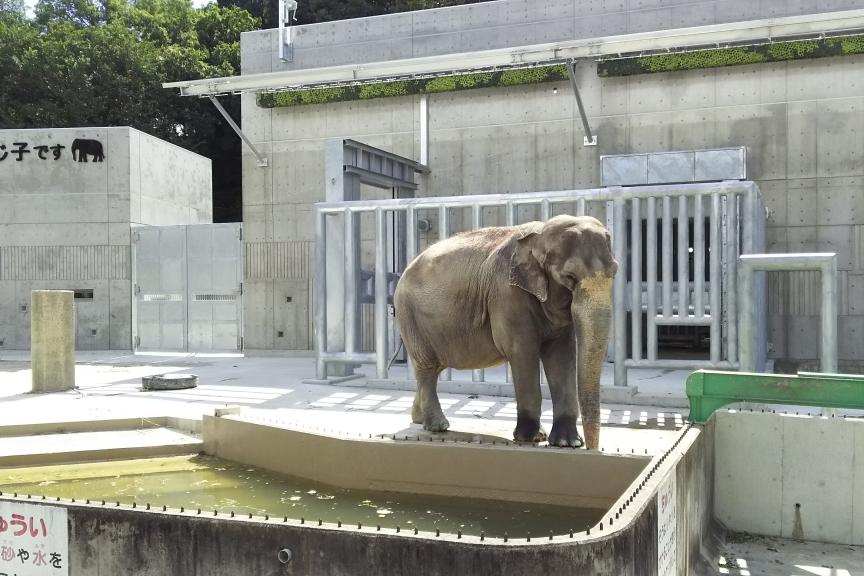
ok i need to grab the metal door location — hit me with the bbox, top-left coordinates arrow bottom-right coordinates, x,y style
187,224 -> 243,352
134,226 -> 187,351
133,223 -> 242,352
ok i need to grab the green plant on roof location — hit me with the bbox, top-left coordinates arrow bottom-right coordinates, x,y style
597,33 -> 864,77
256,64 -> 568,108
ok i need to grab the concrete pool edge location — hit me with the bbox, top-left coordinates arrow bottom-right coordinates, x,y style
0,417 -> 719,574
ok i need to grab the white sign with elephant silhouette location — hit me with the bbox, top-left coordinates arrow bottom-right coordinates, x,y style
0,137 -> 104,164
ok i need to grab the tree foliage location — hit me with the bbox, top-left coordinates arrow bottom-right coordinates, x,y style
1,0 -> 488,220
0,0 -> 258,220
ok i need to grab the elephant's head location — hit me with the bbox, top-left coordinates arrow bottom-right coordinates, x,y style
509,215 -> 618,449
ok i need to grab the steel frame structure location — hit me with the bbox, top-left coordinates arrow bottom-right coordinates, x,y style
738,252 -> 838,374
314,181 -> 766,387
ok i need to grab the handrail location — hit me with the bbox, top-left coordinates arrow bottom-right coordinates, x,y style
686,370 -> 864,424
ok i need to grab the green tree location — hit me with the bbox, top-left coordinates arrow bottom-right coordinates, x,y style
1,0 -> 258,221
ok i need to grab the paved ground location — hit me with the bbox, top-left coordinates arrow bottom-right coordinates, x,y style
720,534 -> 864,576
0,351 -> 687,454
3,351 -> 863,568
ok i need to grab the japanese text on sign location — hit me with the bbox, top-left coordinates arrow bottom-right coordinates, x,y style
657,473 -> 677,576
0,502 -> 67,576
0,138 -> 104,164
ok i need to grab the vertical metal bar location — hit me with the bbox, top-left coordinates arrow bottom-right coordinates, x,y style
631,198 -> 642,361
472,203 -> 484,383
677,196 -> 689,318
727,193 -> 738,364
738,259 -> 755,372
710,194 -> 721,363
315,210 -> 328,379
419,95 -> 429,166
821,257 -> 838,374
541,199 -> 551,221
694,195 -> 704,318
613,198 -> 627,387
438,205 -> 449,240
438,206 -> 452,382
577,198 -> 586,216
505,201 -> 515,383
344,210 -> 358,354
375,208 -> 389,379
662,197 -> 673,318
646,197 -> 657,361
405,206 -> 417,381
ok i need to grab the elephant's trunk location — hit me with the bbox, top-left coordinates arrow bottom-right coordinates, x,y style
572,274 -> 613,450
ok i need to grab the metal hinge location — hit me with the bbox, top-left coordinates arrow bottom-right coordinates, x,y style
239,283 -> 243,295
134,284 -> 141,296
132,231 -> 140,242
134,335 -> 141,348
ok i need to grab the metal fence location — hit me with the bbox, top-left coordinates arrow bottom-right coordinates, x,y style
314,181 -> 765,386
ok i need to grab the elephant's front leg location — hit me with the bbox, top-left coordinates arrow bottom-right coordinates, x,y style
541,330 -> 583,448
509,346 -> 547,443
412,367 -> 449,432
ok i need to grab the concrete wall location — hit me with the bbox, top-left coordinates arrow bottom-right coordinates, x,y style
0,127 -> 211,350
241,0 -> 864,74
714,410 -> 864,545
0,422 -> 716,575
239,2 -> 864,363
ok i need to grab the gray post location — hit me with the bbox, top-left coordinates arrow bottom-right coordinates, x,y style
375,208 -> 389,379
31,290 -> 76,392
613,198 -> 627,387
324,139 -> 361,378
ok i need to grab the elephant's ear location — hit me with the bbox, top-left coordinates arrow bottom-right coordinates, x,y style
509,230 -> 548,302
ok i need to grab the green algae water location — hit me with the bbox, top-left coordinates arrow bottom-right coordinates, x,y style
0,455 -> 602,538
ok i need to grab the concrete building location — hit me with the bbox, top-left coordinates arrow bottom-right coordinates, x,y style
0,127 -> 212,350
203,0 -> 864,370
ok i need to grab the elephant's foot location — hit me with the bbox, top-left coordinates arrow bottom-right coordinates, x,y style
411,401 -> 423,425
513,413 -> 547,443
548,416 -> 584,448
422,411 -> 450,433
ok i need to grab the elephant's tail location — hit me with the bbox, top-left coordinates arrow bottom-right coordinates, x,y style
387,339 -> 404,371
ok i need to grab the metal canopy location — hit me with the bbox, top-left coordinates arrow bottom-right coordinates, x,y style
163,10 -> 864,97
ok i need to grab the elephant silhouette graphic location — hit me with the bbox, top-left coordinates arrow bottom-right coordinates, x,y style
71,138 -> 105,162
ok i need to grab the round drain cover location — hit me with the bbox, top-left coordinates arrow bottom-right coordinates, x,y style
142,373 -> 198,391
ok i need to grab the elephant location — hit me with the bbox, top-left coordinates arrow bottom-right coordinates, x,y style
393,214 -> 617,449
71,138 -> 105,162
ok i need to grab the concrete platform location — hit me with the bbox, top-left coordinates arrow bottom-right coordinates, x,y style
720,534 -> 864,575
0,428 -> 202,467
0,351 -> 689,455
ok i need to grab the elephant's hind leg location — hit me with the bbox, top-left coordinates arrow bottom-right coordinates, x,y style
412,367 -> 449,432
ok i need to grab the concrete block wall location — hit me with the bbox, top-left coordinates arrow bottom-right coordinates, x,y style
714,410 -> 864,545
0,127 -> 211,351
241,0 -> 864,75
240,3 -> 864,363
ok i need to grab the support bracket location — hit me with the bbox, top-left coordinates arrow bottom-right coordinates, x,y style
566,60 -> 597,147
207,95 -> 268,168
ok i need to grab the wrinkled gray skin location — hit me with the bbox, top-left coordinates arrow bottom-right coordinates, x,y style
394,215 -> 618,449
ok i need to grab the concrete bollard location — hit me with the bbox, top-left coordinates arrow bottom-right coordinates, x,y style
31,290 -> 76,392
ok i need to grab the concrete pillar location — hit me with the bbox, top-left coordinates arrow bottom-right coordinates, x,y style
31,290 -> 76,392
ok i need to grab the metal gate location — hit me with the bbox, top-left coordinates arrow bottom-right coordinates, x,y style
313,181 -> 766,386
132,223 -> 243,352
